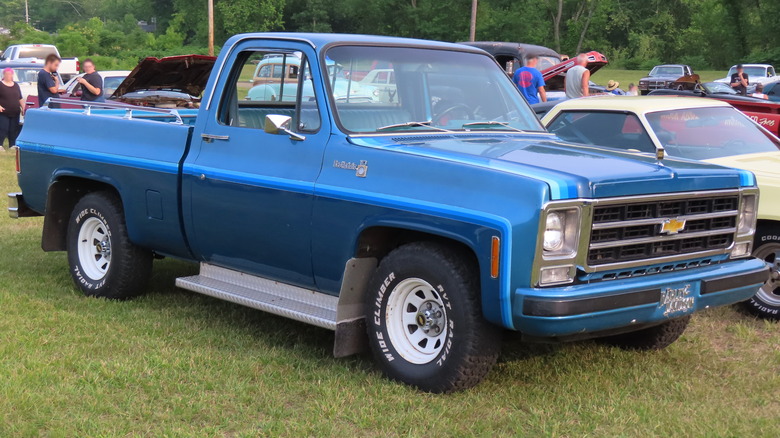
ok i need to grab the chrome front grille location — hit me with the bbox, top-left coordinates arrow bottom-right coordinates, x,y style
587,194 -> 739,267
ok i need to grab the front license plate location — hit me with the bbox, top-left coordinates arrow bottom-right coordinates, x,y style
659,283 -> 696,317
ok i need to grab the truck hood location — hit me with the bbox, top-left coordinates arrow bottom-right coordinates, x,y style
350,133 -> 751,199
112,54 -> 216,98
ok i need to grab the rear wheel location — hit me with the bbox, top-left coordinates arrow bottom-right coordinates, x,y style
743,229 -> 780,319
365,242 -> 501,393
600,316 -> 691,350
66,192 -> 152,299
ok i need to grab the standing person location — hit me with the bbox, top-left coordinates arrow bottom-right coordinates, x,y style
0,68 -> 24,151
77,59 -> 105,102
751,83 -> 768,99
512,55 -> 547,104
565,54 -> 590,99
730,64 -> 749,96
626,83 -> 639,96
37,54 -> 64,108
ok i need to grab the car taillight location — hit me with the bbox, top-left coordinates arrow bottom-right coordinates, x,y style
15,147 -> 20,173
76,60 -> 81,72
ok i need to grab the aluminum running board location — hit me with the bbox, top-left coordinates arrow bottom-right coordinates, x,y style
175,263 -> 338,330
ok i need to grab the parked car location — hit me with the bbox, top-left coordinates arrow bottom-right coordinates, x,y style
649,81 -> 780,135
11,33 -> 767,392
542,96 -> 780,319
25,71 -> 132,109
0,44 -> 79,80
110,55 -> 216,108
638,65 -> 694,95
761,80 -> 780,102
246,54 -> 375,103
714,64 -> 777,88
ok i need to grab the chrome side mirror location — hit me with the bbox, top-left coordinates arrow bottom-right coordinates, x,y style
264,114 -> 305,141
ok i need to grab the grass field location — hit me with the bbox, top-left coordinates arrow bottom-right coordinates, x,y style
0,144 -> 779,436
591,69 -> 725,89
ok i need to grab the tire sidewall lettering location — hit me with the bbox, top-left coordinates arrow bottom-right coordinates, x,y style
72,207 -> 112,290
372,271 -> 457,368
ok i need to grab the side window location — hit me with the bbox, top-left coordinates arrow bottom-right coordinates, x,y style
218,50 -> 321,132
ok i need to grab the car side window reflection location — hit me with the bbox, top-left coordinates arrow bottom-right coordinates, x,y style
218,50 -> 321,133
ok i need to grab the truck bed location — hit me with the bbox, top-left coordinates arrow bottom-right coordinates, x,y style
17,107 -> 198,259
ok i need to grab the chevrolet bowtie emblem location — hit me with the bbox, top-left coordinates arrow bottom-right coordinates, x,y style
660,218 -> 686,235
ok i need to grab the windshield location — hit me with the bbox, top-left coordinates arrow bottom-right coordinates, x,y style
727,66 -> 770,78
702,82 -> 737,94
103,76 -> 127,95
11,68 -> 40,83
650,66 -> 684,77
646,107 -> 780,160
18,47 -> 56,59
536,56 -> 561,71
324,46 -> 543,134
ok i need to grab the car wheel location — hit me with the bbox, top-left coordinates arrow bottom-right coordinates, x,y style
365,242 -> 501,393
66,192 -> 152,299
743,228 -> 780,319
600,316 -> 691,350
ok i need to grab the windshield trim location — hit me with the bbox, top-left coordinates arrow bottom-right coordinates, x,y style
319,43 -> 545,136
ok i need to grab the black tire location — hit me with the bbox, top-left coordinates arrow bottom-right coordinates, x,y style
600,316 -> 691,350
365,242 -> 501,393
66,192 -> 152,299
742,226 -> 780,319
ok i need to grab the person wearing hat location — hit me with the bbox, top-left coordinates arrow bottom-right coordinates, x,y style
730,64 -> 749,96
606,80 -> 625,95
0,67 -> 24,150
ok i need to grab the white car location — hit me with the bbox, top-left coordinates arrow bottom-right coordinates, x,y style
0,44 -> 80,80
714,64 -> 777,87
60,71 -> 132,99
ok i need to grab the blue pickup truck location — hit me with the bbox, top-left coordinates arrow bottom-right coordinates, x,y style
9,33 -> 768,392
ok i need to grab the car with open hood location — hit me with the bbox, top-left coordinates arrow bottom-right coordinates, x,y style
110,54 -> 216,108
542,96 -> 780,319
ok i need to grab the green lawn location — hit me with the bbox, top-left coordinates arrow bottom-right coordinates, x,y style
591,69 -> 725,88
0,151 -> 779,436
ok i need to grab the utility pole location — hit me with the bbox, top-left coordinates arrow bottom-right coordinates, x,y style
25,0 -> 30,24
469,0 -> 478,42
207,0 -> 214,56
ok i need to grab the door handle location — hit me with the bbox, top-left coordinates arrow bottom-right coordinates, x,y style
201,133 -> 230,142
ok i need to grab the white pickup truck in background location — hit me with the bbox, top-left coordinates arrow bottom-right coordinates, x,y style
0,44 -> 79,80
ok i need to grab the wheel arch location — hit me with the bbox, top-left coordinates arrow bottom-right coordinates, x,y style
42,176 -> 123,251
334,223 -> 501,358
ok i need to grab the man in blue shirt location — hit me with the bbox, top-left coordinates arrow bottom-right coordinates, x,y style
37,54 -> 64,108
512,55 -> 547,104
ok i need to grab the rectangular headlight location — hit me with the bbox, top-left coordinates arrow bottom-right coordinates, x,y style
542,208 -> 581,258
737,194 -> 757,236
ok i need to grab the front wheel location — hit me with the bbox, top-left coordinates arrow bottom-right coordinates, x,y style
743,230 -> 780,319
66,192 -> 152,299
365,242 -> 501,393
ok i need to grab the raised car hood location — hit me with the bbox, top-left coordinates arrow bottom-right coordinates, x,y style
111,54 -> 216,98
350,134 -> 751,199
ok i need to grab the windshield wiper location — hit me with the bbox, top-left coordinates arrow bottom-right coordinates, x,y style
376,120 -> 452,132
462,121 -> 526,132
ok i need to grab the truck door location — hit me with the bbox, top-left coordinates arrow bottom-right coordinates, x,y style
182,41 -> 329,289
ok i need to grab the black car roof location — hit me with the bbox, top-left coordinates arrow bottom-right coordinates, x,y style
459,42 -> 560,59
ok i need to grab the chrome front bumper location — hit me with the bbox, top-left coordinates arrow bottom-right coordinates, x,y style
7,192 -> 41,219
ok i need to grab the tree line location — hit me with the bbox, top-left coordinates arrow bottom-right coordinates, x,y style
1,0 -> 778,71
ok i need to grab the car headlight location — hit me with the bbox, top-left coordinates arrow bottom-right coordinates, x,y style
737,194 -> 757,236
542,208 -> 581,257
